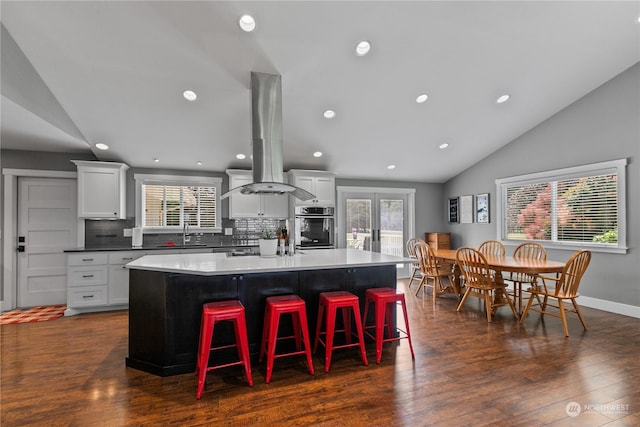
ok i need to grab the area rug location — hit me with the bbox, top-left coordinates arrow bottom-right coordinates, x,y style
0,305 -> 66,325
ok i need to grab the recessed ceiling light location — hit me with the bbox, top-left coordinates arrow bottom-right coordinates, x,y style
416,94 -> 428,104
153,158 -> 160,163
355,40 -> 371,56
183,90 -> 197,101
496,94 -> 510,104
95,143 -> 109,150
387,164 -> 396,170
323,110 -> 336,119
236,153 -> 246,160
439,143 -> 449,150
197,161 -> 203,166
239,15 -> 256,32
313,151 -> 323,158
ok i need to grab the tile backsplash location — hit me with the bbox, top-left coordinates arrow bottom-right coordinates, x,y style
83,218 -> 285,248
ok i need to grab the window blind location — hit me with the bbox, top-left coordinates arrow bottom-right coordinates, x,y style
496,159 -> 626,252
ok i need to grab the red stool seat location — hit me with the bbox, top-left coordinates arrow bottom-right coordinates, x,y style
362,287 -> 415,364
259,295 -> 315,383
195,300 -> 253,399
313,291 -> 368,372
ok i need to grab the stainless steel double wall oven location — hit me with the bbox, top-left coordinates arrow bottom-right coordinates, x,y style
294,206 -> 335,249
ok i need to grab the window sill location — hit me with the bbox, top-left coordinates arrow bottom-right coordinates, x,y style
503,240 -> 628,254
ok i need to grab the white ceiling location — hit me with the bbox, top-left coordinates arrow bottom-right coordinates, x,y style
1,1 -> 639,183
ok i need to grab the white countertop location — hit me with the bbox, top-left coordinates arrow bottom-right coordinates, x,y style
126,248 -> 414,276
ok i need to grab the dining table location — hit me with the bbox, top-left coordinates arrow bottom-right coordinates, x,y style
430,248 -> 566,316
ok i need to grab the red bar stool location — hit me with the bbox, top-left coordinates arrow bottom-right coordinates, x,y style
362,287 -> 415,364
259,295 -> 315,383
195,300 -> 253,399
313,291 -> 368,372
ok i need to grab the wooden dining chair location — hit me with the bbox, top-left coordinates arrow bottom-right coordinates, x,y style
520,250 -> 591,337
478,240 -> 505,282
507,242 -> 547,313
455,247 -> 517,322
414,241 -> 459,302
406,237 -> 426,288
478,240 -> 505,257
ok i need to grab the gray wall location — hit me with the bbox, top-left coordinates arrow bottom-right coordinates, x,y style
443,63 -> 640,308
0,150 -> 97,170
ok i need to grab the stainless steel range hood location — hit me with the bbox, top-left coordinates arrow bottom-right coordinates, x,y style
221,72 -> 315,201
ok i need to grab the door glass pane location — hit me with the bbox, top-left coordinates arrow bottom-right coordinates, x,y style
379,198 -> 404,256
346,198 -> 371,251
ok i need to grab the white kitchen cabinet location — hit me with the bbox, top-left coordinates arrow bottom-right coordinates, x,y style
66,252 -> 109,313
66,248 -> 215,315
66,250 -> 143,315
107,251 -> 144,305
288,170 -> 336,206
72,160 -> 129,219
226,169 -> 289,218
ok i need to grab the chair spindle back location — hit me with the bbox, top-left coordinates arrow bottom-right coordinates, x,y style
478,240 -> 505,257
556,250 -> 591,298
513,242 -> 546,261
406,237 -> 425,259
456,247 -> 492,290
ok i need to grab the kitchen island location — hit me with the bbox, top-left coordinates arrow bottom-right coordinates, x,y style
125,249 -> 413,376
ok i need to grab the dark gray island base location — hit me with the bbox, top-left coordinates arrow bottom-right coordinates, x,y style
126,265 -> 397,376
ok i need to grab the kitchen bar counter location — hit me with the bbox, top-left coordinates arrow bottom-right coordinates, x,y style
125,249 -> 413,376
126,248 -> 410,275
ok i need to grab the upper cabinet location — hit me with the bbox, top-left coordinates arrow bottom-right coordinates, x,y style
226,169 -> 289,218
72,161 -> 129,219
288,170 -> 336,206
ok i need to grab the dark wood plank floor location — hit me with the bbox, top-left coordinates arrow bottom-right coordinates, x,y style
2,279 -> 638,426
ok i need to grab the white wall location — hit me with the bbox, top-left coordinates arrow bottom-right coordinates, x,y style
444,63 -> 640,315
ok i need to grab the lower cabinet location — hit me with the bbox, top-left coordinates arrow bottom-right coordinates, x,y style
66,248 -> 213,316
108,251 -> 141,305
66,253 -> 109,314
66,251 -> 144,315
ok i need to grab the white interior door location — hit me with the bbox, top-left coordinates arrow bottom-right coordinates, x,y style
17,177 -> 77,308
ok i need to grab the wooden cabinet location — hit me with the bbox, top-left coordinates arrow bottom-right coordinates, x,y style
425,232 -> 451,250
287,170 -> 335,206
72,160 -> 129,219
226,169 -> 289,218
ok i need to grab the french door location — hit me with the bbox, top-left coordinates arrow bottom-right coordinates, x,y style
337,187 -> 414,278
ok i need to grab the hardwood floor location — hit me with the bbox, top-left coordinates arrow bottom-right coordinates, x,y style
2,279 -> 638,426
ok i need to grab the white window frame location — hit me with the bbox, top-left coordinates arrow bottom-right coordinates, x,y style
495,159 -> 627,254
134,173 -> 222,233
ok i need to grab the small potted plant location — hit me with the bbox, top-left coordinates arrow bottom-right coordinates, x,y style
258,227 -> 278,257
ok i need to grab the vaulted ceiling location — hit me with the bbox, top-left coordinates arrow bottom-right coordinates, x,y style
2,1 -> 638,182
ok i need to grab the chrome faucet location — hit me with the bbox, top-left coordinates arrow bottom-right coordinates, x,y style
183,223 -> 191,245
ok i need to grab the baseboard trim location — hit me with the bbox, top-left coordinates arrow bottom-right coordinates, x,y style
578,296 -> 640,319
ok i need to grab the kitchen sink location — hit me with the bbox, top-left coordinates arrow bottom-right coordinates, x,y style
226,250 -> 258,257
